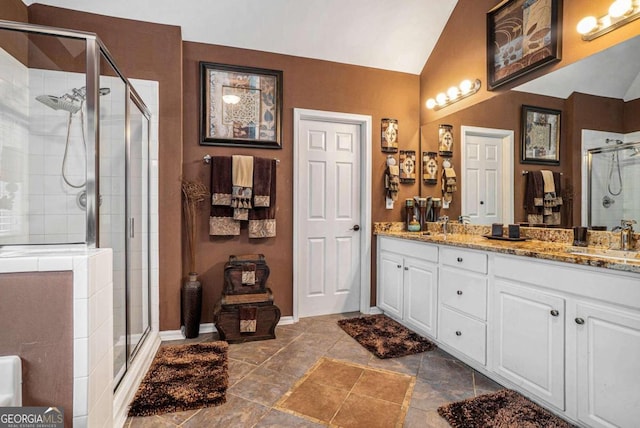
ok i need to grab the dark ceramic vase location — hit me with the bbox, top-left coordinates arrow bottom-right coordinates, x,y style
181,272 -> 202,338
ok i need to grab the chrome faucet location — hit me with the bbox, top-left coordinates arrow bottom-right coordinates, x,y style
614,219 -> 637,251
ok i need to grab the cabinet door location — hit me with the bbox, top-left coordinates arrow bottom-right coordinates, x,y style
576,302 -> 640,428
378,251 -> 403,319
403,257 -> 437,338
493,280 -> 565,410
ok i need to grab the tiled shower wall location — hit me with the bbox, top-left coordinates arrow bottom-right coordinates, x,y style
582,129 -> 640,230
0,47 -> 29,243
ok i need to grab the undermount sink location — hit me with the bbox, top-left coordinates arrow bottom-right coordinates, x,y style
566,246 -> 640,262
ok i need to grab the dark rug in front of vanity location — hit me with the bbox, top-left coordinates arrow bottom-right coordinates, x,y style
337,314 -> 436,359
128,342 -> 229,417
437,389 -> 575,428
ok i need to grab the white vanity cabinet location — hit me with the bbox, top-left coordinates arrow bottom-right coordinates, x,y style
377,236 -> 438,338
438,247 -> 488,364
574,302 -> 640,428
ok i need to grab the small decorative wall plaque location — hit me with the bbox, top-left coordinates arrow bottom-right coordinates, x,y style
399,150 -> 416,183
423,152 -> 438,185
381,118 -> 398,153
438,124 -> 453,156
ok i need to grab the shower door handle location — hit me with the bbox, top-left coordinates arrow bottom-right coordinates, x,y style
129,218 -> 135,238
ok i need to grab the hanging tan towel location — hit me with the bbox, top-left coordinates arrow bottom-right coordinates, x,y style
239,306 -> 257,333
541,170 -> 555,193
249,158 -> 277,238
210,156 -> 240,236
232,155 -> 254,221
386,165 -> 400,201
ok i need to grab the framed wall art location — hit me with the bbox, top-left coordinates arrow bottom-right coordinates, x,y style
381,118 -> 398,153
521,105 -> 561,165
399,150 -> 416,183
487,0 -> 561,90
200,62 -> 283,148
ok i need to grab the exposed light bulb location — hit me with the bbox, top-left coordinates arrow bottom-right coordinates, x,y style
609,0 -> 633,18
436,93 -> 447,106
426,98 -> 437,109
447,86 -> 460,100
222,94 -> 241,104
459,79 -> 473,94
577,16 -> 598,34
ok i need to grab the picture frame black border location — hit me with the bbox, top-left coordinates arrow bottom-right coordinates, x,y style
486,0 -> 562,91
520,104 -> 561,165
199,61 -> 283,149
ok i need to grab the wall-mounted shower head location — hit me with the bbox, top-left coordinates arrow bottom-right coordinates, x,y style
35,94 -> 82,113
36,86 -> 111,114
629,147 -> 640,157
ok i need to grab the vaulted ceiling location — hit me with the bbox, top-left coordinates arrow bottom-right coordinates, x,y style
23,0 -> 458,75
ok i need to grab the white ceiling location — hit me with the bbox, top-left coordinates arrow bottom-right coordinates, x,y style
23,0 -> 458,75
513,35 -> 640,101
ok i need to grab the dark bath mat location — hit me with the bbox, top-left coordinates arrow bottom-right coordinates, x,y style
337,314 -> 436,359
128,342 -> 229,417
437,389 -> 575,428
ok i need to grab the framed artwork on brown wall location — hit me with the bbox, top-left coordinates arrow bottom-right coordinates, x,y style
487,0 -> 561,90
521,105 -> 561,165
200,62 -> 283,148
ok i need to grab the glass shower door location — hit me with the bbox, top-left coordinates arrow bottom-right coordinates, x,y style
127,94 -> 150,361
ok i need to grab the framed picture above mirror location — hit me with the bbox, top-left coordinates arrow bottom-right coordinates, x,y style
487,0 -> 561,90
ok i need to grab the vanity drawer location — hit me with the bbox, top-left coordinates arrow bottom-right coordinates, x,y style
440,247 -> 487,274
440,267 -> 487,320
439,306 -> 486,365
378,236 -> 438,263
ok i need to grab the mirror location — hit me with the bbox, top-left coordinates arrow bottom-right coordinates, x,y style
420,35 -> 640,229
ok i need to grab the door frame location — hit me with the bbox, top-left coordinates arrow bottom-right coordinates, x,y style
461,126 -> 514,224
293,108 -> 372,322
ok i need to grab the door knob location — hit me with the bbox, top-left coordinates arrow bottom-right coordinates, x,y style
351,225 -> 360,231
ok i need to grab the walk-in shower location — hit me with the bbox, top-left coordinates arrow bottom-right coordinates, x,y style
0,19 -> 159,425
587,139 -> 640,229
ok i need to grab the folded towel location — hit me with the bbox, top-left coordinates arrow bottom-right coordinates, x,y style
249,158 -> 277,238
232,155 -> 254,220
525,171 -> 544,214
253,157 -> 273,208
239,306 -> 257,333
210,156 -> 240,235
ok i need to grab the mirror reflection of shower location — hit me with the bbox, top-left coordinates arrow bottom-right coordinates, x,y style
35,86 -> 110,189
606,138 -> 623,197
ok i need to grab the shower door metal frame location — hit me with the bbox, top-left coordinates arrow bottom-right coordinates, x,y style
586,141 -> 640,227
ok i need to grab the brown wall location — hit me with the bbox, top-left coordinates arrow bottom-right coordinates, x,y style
625,98 -> 640,132
28,5 -> 185,331
0,272 -> 73,428
0,0 -> 28,64
183,42 -> 420,319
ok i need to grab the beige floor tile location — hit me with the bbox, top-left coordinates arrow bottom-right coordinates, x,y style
181,393 -> 269,427
305,358 -> 364,391
228,365 -> 298,406
351,369 -> 413,404
331,393 -> 403,428
278,379 -> 349,423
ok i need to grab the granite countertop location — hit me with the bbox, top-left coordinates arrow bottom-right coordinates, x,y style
375,223 -> 640,275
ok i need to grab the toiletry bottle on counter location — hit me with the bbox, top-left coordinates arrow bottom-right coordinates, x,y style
405,198 -> 415,231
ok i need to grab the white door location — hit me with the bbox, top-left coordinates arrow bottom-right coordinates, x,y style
576,302 -> 640,428
461,126 -> 514,224
493,280 -> 565,410
296,117 -> 362,317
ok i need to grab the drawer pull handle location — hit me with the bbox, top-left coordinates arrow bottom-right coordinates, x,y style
456,290 -> 463,295
455,331 -> 462,336
404,267 -> 409,271
575,317 -> 585,325
550,309 -> 559,317
397,264 -> 402,268
457,257 -> 463,262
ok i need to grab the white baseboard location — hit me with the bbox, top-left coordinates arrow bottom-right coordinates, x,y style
159,316 -> 296,341
369,306 -> 383,315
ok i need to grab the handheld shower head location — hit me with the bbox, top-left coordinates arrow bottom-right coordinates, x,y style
629,147 -> 640,158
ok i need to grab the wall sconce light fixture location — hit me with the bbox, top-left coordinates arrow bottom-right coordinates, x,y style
577,0 -> 640,40
426,79 -> 481,111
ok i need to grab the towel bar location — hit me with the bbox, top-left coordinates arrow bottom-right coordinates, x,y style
203,154 -> 280,165
522,170 -> 562,175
